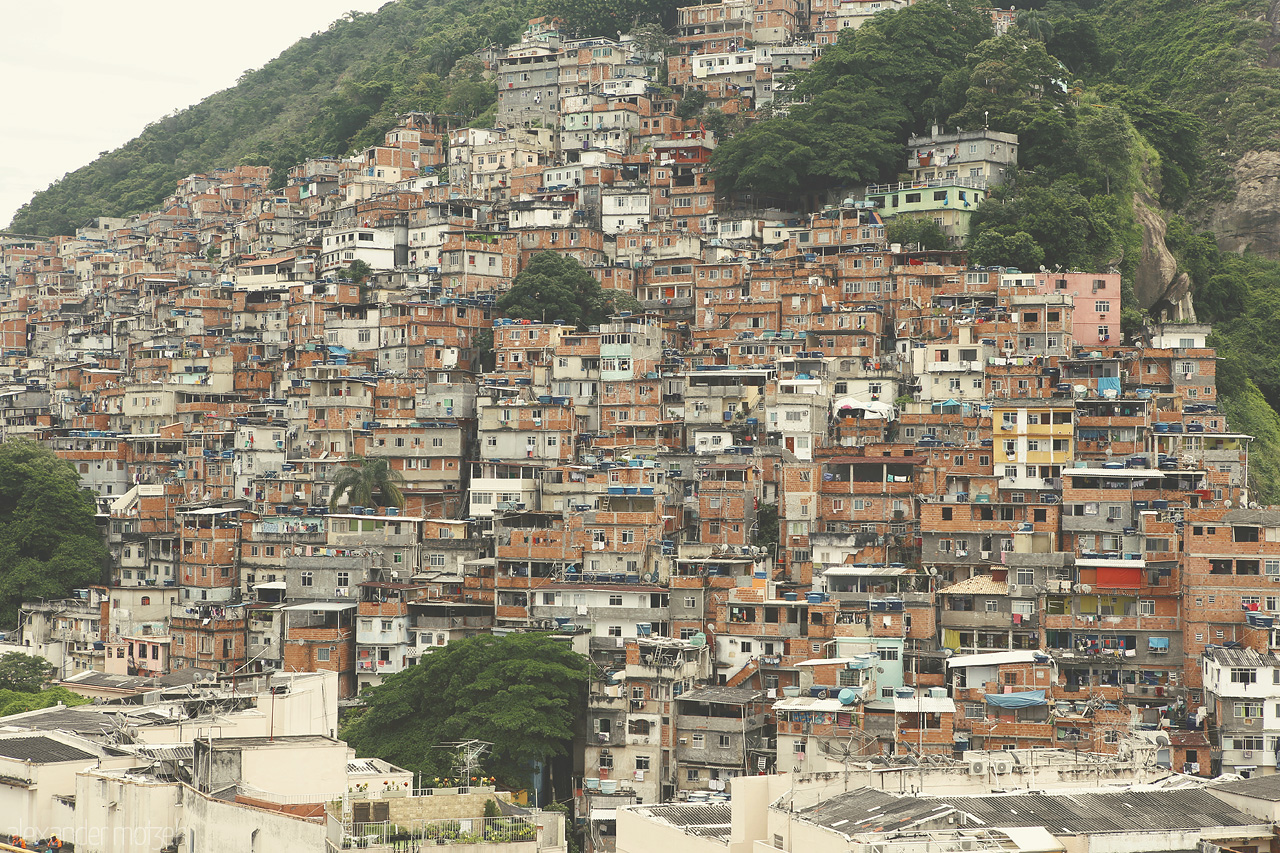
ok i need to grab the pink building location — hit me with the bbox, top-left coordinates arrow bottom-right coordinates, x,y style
104,635 -> 171,677
1020,271 -> 1122,346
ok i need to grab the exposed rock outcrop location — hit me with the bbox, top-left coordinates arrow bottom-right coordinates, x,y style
1207,149 -> 1280,259
1133,190 -> 1195,321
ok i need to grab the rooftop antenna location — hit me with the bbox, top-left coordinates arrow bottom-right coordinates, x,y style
436,739 -> 493,783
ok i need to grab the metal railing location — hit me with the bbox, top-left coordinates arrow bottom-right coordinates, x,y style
343,814 -> 546,850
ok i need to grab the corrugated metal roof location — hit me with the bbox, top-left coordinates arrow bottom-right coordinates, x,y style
1211,774 -> 1280,802
0,736 -> 96,764
630,802 -> 732,838
679,687 -> 765,705
1205,647 -> 1280,668
798,788 -> 1266,836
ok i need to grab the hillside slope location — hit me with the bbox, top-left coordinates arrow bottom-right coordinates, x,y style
6,0 -> 531,236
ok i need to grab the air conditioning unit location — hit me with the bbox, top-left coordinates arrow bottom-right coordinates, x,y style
968,760 -> 987,776
991,759 -> 1012,775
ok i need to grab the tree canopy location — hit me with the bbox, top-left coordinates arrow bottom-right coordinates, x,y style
329,456 -> 407,511
0,441 -> 108,626
0,686 -> 91,717
709,0 -> 992,205
497,252 -> 639,329
0,652 -> 54,693
886,216 -> 951,251
341,633 -> 589,786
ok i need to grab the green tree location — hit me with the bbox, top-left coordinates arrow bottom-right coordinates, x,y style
341,634 -> 589,787
0,652 -> 54,693
886,216 -> 950,250
329,456 -> 406,511
752,504 -> 780,555
499,252 -> 633,329
949,35 -> 1070,134
1015,10 -> 1055,42
967,229 -> 1046,271
674,89 -> 708,120
539,0 -> 683,37
1074,105 -> 1135,194
0,440 -> 108,626
339,259 -> 373,283
0,686 -> 92,716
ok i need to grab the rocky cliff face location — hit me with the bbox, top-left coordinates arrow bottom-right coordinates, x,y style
1134,190 -> 1195,321
1207,150 -> 1280,259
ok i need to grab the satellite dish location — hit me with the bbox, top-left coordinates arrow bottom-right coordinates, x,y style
1080,584 -> 1092,594
1224,499 -> 1233,508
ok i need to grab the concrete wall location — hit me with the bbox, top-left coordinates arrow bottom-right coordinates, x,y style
182,784 -> 329,853
71,771 -> 183,853
385,789 -> 512,822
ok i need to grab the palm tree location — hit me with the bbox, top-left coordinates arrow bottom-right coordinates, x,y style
329,456 -> 406,512
1016,10 -> 1055,42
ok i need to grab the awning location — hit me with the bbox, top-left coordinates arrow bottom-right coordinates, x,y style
984,690 -> 1046,709
893,696 -> 956,714
1148,637 -> 1170,651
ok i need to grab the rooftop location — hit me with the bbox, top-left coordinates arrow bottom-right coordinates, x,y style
0,735 -> 97,764
624,802 -> 732,840
679,686 -> 766,706
796,787 -> 1267,836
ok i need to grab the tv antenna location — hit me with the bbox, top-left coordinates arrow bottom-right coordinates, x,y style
436,739 -> 493,782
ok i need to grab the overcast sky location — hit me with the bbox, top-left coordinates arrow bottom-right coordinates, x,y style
1,0 -> 389,231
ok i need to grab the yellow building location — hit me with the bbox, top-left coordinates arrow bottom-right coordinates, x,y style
992,402 -> 1074,490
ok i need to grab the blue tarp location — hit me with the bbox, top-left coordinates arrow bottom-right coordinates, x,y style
984,690 -> 1047,709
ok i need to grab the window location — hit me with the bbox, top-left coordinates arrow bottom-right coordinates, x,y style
635,755 -> 651,771
609,595 -> 624,606
607,625 -> 622,637
317,647 -> 331,662
685,597 -> 697,608
718,734 -> 731,748
1139,599 -> 1155,616
876,646 -> 900,661
692,733 -> 705,748
687,768 -> 700,781
1231,668 -> 1259,684
301,572 -> 313,587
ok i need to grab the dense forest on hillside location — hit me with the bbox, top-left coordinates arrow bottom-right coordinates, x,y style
11,0 -> 1280,497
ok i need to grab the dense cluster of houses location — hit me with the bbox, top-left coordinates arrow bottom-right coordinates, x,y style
1,5 -> 1278,848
